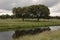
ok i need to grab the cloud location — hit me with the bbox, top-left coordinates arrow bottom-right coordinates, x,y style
49,2 -> 60,16
37,0 -> 60,7
0,0 -> 60,16
0,0 -> 60,10
0,9 -> 13,15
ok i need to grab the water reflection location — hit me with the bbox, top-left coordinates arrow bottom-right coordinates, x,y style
0,26 -> 60,40
12,27 -> 51,38
0,31 -> 14,40
50,26 -> 60,31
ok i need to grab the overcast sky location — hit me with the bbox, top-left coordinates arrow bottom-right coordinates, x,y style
0,0 -> 60,16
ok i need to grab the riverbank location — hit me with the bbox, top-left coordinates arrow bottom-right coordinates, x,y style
14,29 -> 60,40
0,19 -> 60,31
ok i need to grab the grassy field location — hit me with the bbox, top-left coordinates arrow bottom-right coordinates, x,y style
0,19 -> 60,31
13,30 -> 60,40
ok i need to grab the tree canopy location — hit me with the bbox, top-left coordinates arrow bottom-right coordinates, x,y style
12,4 -> 50,21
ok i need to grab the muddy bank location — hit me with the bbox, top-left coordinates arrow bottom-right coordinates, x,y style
12,27 -> 50,38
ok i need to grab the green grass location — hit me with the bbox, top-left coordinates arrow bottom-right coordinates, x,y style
0,19 -> 60,31
13,30 -> 60,40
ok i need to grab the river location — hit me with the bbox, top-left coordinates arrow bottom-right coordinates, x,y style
0,26 -> 60,40
0,31 -> 14,40
49,26 -> 60,31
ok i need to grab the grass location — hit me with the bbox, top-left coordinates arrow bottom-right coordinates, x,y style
0,19 -> 60,31
13,30 -> 60,40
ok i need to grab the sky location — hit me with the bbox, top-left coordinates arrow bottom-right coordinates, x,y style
0,0 -> 60,16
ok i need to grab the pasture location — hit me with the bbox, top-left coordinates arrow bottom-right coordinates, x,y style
0,19 -> 60,31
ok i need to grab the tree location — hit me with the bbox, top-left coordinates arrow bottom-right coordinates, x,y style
12,4 -> 50,21
28,5 -> 50,21
12,7 -> 22,18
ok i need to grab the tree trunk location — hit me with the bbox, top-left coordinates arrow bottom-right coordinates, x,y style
22,18 -> 24,21
37,17 -> 39,21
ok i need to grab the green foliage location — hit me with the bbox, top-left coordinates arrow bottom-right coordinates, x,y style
12,7 -> 22,18
12,4 -> 50,21
0,14 -> 11,19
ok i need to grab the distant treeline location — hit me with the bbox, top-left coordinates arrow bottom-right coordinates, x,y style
0,14 -> 60,19
0,14 -> 13,19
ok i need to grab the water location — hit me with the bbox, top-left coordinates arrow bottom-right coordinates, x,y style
49,26 -> 60,31
0,31 -> 14,40
0,26 -> 60,40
